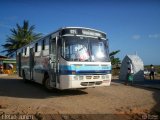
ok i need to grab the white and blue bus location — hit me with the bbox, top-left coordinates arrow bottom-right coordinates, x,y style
16,27 -> 111,90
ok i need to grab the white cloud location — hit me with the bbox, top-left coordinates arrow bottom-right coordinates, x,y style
148,34 -> 160,39
132,34 -> 141,40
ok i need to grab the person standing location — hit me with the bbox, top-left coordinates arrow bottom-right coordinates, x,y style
125,60 -> 134,85
149,64 -> 155,80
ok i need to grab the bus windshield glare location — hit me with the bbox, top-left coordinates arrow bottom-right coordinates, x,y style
61,36 -> 110,62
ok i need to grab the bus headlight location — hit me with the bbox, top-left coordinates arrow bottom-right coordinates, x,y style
79,76 -> 84,80
106,75 -> 110,79
73,76 -> 84,80
73,76 -> 79,80
101,75 -> 110,80
101,75 -> 106,79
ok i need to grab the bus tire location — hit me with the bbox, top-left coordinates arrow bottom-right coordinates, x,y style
43,75 -> 53,91
22,71 -> 28,83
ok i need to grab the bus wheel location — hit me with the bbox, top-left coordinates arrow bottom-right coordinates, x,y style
22,71 -> 28,83
44,77 -> 53,91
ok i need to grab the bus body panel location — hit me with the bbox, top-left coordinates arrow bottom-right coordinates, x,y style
16,27 -> 112,90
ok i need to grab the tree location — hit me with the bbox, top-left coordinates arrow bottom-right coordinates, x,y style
109,50 -> 121,75
109,50 -> 121,66
1,20 -> 42,57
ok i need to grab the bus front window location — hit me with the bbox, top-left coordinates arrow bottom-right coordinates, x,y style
90,40 -> 109,62
61,36 -> 110,62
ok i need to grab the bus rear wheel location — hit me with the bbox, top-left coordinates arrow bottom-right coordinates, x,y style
22,71 -> 28,83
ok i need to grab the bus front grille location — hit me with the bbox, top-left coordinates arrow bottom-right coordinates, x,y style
93,76 -> 100,79
86,76 -> 100,80
81,81 -> 102,86
95,81 -> 102,85
86,76 -> 92,79
81,82 -> 88,86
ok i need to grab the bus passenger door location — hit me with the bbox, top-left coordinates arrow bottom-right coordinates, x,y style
49,38 -> 57,87
29,48 -> 34,80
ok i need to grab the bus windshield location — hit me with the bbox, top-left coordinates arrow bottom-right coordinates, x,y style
61,36 -> 110,62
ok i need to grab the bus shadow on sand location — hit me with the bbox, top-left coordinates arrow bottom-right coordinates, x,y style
0,77 -> 88,99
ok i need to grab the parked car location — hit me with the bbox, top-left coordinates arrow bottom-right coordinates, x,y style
144,69 -> 157,76
144,70 -> 150,76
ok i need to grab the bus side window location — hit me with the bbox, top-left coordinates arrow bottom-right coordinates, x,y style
50,38 -> 56,62
35,43 -> 38,52
42,39 -> 45,50
25,47 -> 27,55
58,38 -> 62,46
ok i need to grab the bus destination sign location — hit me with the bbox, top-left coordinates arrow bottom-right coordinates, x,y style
61,28 -> 106,38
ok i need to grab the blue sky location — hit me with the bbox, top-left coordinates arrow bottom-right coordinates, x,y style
0,0 -> 160,65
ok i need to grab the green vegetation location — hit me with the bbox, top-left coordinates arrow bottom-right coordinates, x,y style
109,50 -> 121,66
1,20 -> 42,57
109,50 -> 121,75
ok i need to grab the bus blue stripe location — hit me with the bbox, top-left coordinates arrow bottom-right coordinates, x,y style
60,65 -> 112,75
59,70 -> 111,75
60,65 -> 111,71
